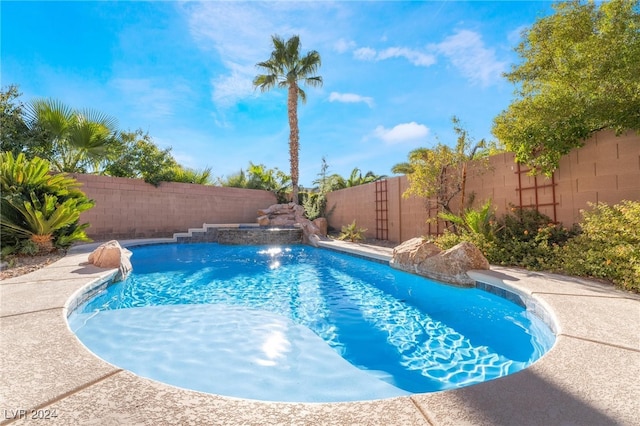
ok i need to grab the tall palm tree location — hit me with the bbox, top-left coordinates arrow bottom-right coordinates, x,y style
253,35 -> 322,204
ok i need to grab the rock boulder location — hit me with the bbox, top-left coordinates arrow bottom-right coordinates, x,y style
88,240 -> 133,282
312,217 -> 328,237
391,239 -> 489,287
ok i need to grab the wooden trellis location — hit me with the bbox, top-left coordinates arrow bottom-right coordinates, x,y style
374,180 -> 389,240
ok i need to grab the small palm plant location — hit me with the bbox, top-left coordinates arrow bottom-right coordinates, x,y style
0,152 -> 94,254
337,220 -> 367,243
438,199 -> 495,237
2,192 -> 92,253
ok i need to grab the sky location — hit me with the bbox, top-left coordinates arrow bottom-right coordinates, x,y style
1,1 -> 555,187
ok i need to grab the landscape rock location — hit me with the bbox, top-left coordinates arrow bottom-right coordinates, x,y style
88,240 -> 132,282
256,203 -> 327,246
391,239 -> 489,287
312,217 -> 328,237
307,233 -> 321,247
391,237 -> 441,272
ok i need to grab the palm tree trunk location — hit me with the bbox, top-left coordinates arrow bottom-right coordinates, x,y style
288,82 -> 300,204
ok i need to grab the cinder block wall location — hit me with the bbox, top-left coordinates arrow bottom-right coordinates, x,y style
326,130 -> 640,243
72,174 -> 276,240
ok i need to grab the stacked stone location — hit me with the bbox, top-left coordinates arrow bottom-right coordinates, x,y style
257,203 -> 304,227
256,203 -> 328,246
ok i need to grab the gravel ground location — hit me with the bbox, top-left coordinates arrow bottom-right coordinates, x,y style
0,251 -> 66,280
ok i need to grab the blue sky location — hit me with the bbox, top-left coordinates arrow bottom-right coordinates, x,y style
1,1 -> 554,187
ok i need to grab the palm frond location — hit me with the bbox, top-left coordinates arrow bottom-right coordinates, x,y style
26,98 -> 74,140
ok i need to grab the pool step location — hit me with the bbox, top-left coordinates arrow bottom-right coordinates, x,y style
173,223 -> 259,243
217,227 -> 302,245
173,223 -> 303,245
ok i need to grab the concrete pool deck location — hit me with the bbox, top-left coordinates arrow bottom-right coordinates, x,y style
1,239 -> 638,425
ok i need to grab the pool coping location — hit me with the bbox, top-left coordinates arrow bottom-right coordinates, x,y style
1,239 -> 639,425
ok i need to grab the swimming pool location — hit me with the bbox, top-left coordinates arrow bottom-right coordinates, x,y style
68,243 -> 555,402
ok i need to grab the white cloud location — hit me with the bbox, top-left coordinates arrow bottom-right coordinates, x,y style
334,38 -> 356,53
377,47 -> 436,66
353,47 -> 377,61
211,66 -> 256,108
431,30 -> 507,86
373,122 -> 429,144
182,2 -> 287,109
111,78 -> 190,119
508,25 -> 529,45
181,2 -> 344,110
353,46 -> 435,67
328,92 -> 374,108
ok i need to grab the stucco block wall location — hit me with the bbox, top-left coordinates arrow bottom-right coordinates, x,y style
73,174 -> 276,240
326,130 -> 639,243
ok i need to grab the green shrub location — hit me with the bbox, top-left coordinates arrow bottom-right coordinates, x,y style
439,199 -> 494,238
19,240 -> 39,256
302,192 -> 326,221
553,201 -> 640,292
0,152 -> 94,253
436,206 -> 576,270
1,244 -> 18,259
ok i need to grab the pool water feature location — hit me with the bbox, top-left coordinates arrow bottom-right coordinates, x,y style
68,243 -> 555,402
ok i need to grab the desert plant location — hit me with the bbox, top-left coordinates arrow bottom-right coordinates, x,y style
438,199 -> 494,237
2,192 -> 92,253
0,152 -> 94,252
337,220 -> 367,243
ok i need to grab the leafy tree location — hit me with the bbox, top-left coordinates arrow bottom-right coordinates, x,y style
394,117 -> 487,216
24,99 -> 119,173
254,34 -> 323,204
219,169 -> 249,188
0,85 -> 30,155
0,152 -> 94,253
343,168 -> 385,188
104,130 -> 203,186
219,162 -> 291,203
170,166 -> 213,185
314,164 -> 384,191
493,0 -> 640,175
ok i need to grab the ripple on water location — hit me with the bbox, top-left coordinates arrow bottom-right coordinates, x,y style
69,304 -> 409,402
70,244 -> 554,402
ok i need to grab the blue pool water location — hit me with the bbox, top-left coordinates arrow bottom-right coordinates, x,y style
68,243 -> 555,402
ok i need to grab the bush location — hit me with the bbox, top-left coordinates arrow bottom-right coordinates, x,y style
0,152 -> 94,253
436,206 -> 576,270
302,192 -> 326,221
488,208 -> 576,269
553,201 -> 640,292
435,201 -> 639,292
19,240 -> 39,256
